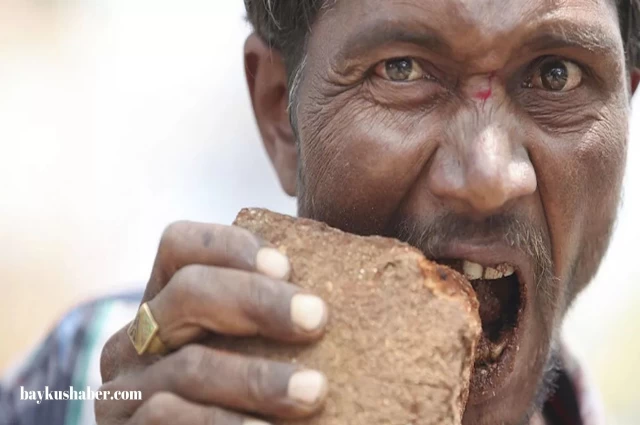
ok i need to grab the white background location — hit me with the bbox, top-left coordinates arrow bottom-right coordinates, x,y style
0,1 -> 637,423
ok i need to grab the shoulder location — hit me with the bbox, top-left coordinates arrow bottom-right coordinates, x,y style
0,290 -> 143,425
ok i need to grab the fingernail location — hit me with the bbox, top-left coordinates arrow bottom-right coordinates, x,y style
256,247 -> 290,280
287,370 -> 327,405
291,294 -> 326,332
243,420 -> 272,425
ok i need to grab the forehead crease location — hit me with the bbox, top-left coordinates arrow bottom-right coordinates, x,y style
420,0 -> 610,44
318,0 -> 621,63
452,0 -> 537,28
328,0 -> 554,49
336,0 -> 551,25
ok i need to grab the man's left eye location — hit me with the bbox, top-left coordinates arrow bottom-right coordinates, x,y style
524,58 -> 583,91
374,58 -> 428,82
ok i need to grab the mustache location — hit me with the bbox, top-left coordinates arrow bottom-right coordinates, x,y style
386,212 -> 555,292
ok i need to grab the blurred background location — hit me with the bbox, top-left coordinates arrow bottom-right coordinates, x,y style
0,1 -> 638,423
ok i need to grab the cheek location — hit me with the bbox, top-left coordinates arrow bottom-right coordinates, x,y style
570,112 -> 627,289
296,95 -> 439,234
533,107 -> 627,299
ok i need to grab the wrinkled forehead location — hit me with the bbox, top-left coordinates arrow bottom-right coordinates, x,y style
310,0 -> 623,66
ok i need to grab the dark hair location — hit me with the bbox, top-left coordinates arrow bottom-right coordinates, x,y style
620,0 -> 640,67
245,0 -> 640,87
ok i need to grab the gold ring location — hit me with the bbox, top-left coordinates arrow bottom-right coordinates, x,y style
127,302 -> 168,356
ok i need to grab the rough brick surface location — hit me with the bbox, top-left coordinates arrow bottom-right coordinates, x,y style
216,208 -> 480,424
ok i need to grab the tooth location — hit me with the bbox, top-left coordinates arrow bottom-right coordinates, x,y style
496,263 -> 515,277
462,260 -> 483,280
484,267 -> 503,280
491,339 -> 508,361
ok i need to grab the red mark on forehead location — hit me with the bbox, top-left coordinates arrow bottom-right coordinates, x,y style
473,72 -> 495,102
474,88 -> 492,101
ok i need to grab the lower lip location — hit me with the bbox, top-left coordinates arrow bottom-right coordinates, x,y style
467,333 -> 518,403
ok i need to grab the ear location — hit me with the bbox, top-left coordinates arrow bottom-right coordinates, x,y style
244,33 -> 297,196
631,68 -> 640,95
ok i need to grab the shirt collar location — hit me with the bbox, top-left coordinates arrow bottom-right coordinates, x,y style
543,343 -> 606,425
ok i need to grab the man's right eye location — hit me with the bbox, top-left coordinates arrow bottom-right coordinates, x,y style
374,57 -> 431,82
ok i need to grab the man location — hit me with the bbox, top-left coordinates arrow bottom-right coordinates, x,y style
2,0 -> 639,424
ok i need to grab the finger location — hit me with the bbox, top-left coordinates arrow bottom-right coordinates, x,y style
119,345 -> 328,420
128,392 -> 270,425
100,325 -> 150,383
145,221 -> 291,301
148,265 -> 327,347
102,221 -> 292,381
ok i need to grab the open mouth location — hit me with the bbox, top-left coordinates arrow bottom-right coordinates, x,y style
438,259 -> 525,401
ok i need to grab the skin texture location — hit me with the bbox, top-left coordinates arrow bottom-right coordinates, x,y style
96,1 -> 639,425
97,223 -> 331,425
250,0 -> 637,423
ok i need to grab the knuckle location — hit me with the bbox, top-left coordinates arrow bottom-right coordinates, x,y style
94,401 -> 110,424
245,359 -> 271,406
207,407 -> 238,424
226,226 -> 262,260
100,331 -> 123,383
100,336 -> 116,382
93,391 -> 109,422
231,225 -> 261,247
171,345 -> 208,389
246,274 -> 279,318
159,221 -> 189,251
170,264 -> 203,293
163,265 -> 209,326
141,392 -> 177,425
94,382 -> 119,423
154,221 -> 191,279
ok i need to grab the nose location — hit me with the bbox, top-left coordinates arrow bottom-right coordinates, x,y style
428,120 -> 537,216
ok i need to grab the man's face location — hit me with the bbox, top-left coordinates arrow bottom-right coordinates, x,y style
250,0 -> 631,423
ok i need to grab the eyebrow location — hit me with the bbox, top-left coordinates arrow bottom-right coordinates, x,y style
522,22 -> 621,55
335,22 -> 452,63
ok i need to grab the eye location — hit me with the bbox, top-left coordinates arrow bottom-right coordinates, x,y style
374,57 -> 429,82
523,58 -> 583,91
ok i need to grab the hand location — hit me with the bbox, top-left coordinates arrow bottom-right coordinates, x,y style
95,221 -> 329,425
